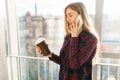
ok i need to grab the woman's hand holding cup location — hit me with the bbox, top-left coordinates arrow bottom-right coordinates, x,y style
35,37 -> 51,56
36,46 -> 44,57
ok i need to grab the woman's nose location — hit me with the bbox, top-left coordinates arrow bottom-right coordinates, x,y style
67,18 -> 71,23
66,18 -> 69,22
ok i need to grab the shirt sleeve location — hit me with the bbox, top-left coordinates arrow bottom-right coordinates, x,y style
49,53 -> 60,65
68,36 -> 97,70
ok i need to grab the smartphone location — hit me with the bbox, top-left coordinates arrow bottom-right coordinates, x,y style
76,15 -> 83,27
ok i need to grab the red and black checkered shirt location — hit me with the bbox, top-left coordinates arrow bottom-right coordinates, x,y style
49,30 -> 97,80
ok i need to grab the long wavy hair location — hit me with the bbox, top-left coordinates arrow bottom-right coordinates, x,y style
64,2 -> 101,65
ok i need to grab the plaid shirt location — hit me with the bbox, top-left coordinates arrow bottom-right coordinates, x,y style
49,30 -> 97,80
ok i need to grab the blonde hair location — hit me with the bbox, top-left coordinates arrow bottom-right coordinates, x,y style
64,2 -> 101,65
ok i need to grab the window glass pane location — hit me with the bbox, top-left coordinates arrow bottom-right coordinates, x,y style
17,0 -> 95,16
99,1 -> 120,80
101,0 -> 120,53
98,58 -> 120,80
16,0 -> 95,80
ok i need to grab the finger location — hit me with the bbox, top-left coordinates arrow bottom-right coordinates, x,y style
75,21 -> 78,28
69,24 -> 73,30
78,20 -> 82,29
74,21 -> 77,28
39,51 -> 44,56
72,22 -> 76,28
39,50 -> 42,54
39,49 -> 43,54
77,20 -> 80,28
40,53 -> 44,57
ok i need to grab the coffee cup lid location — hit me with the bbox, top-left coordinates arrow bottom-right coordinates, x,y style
35,37 -> 45,45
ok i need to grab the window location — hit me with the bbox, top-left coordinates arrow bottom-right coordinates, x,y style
101,0 -> 120,53
5,0 -> 96,80
94,0 -> 120,80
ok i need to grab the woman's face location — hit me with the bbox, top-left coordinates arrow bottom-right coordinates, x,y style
66,8 -> 79,25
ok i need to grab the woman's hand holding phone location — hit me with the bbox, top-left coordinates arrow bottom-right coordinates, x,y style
76,15 -> 83,27
70,15 -> 83,37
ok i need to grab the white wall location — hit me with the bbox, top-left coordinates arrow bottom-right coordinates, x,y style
0,19 -> 8,80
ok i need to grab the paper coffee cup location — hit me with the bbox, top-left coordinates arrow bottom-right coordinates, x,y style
35,37 -> 50,56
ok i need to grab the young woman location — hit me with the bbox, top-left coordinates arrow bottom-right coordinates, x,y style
36,2 -> 100,80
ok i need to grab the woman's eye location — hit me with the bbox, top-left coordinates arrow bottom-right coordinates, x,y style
69,15 -> 73,17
